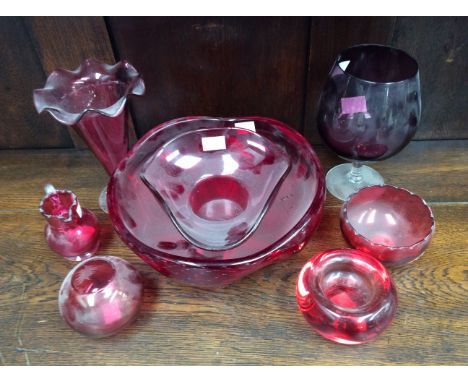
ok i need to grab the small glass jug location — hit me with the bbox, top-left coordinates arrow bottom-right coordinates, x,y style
39,184 -> 100,261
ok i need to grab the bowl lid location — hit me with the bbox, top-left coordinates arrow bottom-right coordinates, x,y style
140,127 -> 291,250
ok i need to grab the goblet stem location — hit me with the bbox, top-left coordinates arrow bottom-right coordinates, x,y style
348,162 -> 363,185
325,162 -> 384,201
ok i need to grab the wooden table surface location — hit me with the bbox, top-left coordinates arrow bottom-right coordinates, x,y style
0,140 -> 467,365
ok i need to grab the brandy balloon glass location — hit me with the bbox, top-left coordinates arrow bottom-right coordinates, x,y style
33,58 -> 145,212
317,44 -> 421,200
341,185 -> 435,266
296,249 -> 397,345
59,256 -> 144,338
39,184 -> 100,261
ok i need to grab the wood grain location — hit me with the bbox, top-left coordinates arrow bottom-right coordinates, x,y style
390,16 -> 468,140
0,141 -> 467,365
107,16 -> 310,135
0,17 -> 73,149
0,207 -> 466,365
25,17 -> 115,75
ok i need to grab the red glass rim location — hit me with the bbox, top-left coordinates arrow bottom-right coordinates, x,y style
342,184 -> 435,250
297,248 -> 394,314
336,44 -> 419,85
39,189 -> 78,222
33,58 -> 145,126
70,258 -> 117,295
107,116 -> 325,266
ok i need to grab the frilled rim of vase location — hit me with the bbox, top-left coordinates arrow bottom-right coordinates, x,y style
33,58 -> 145,126
39,189 -> 79,223
341,184 -> 436,251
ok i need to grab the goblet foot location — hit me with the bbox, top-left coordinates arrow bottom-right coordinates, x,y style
99,186 -> 108,214
326,163 -> 384,201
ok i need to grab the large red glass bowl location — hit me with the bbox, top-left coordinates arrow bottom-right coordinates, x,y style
108,116 -> 325,288
341,185 -> 435,266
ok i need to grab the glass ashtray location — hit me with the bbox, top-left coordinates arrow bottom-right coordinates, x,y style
108,116 -> 325,287
296,248 -> 398,345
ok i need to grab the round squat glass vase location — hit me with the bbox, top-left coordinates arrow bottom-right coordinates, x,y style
33,58 -> 145,212
58,256 -> 144,337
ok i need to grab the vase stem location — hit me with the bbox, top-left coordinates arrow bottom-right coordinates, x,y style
74,110 -> 128,176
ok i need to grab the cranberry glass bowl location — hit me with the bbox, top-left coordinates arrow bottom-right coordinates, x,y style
296,249 -> 397,345
108,116 -> 325,288
140,127 -> 291,251
58,256 -> 144,338
341,185 -> 435,266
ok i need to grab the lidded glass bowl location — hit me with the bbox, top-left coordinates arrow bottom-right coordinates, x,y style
108,116 -> 325,287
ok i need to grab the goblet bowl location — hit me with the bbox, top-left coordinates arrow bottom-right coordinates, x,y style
317,44 -> 421,201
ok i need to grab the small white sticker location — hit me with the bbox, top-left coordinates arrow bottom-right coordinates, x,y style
202,136 -> 226,151
234,121 -> 256,132
44,183 -> 56,195
339,60 -> 351,71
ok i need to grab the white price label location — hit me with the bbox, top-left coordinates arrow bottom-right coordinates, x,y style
201,136 -> 226,151
234,121 -> 256,132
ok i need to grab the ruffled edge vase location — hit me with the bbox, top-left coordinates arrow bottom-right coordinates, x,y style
33,58 -> 145,212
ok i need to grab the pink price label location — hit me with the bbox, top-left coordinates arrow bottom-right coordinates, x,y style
340,96 -> 368,115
